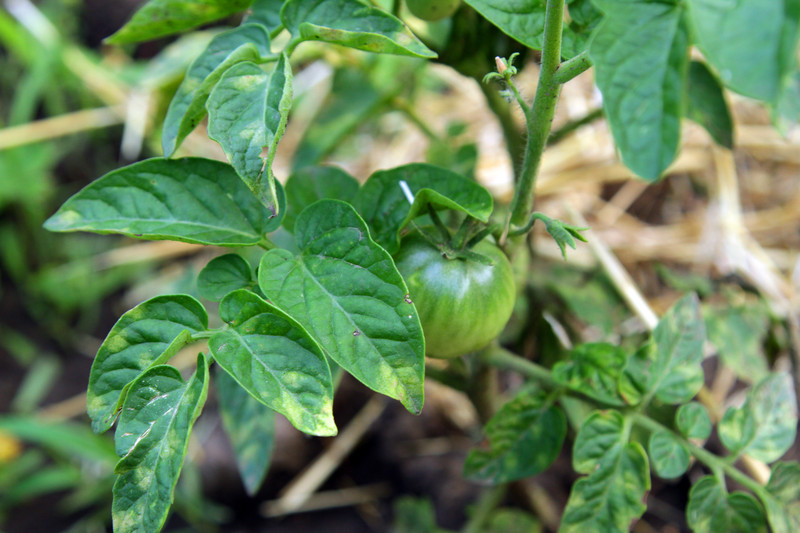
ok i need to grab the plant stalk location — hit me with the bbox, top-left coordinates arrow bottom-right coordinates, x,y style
508,0 -> 566,228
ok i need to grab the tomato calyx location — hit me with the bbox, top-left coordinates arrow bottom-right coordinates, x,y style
413,203 -> 501,266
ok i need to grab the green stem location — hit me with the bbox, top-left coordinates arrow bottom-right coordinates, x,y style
269,24 -> 285,41
428,204 -> 452,242
631,414 -> 768,495
478,82 -> 525,177
394,97 -> 441,142
552,51 -> 593,85
508,0 -> 566,227
482,346 -> 559,389
547,108 -> 603,145
462,484 -> 507,533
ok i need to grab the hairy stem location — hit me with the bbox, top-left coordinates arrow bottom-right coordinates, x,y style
508,0 -> 566,227
552,51 -> 593,85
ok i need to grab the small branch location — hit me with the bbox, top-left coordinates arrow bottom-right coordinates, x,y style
462,484 -> 507,533
393,97 -> 441,142
478,82 -> 525,177
547,107 -> 603,145
552,51 -> 592,85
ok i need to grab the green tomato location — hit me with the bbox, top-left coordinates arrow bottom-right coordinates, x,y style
406,0 -> 461,21
394,232 -> 515,359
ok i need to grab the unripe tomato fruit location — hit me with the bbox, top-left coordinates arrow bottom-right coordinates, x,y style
394,232 -> 515,359
406,0 -> 461,22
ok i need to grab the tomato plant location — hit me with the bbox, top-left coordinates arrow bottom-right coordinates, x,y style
30,0 -> 800,531
394,230 -> 515,358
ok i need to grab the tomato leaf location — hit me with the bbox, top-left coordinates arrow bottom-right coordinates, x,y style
648,429 -> 689,479
209,290 -> 336,436
280,0 -> 436,58
464,388 -> 566,484
162,24 -> 272,156
86,294 -> 208,434
572,410 -> 626,474
215,367 -> 275,496
463,0 -> 587,58
206,54 -> 292,211
111,354 -> 209,533
704,301 -> 770,384
246,0 -> 285,32
44,158 -> 282,245
650,293 -> 705,403
552,343 -> 626,407
687,475 -> 767,533
284,166 -> 360,232
105,0 -> 254,45
718,373 -> 797,462
561,442 -> 650,532
197,254 -> 254,301
589,0 -> 688,180
619,294 -> 704,405
762,461 -> 800,533
354,163 -> 493,254
675,402 -> 712,441
686,60 -> 734,149
686,0 -> 783,101
258,200 -> 425,414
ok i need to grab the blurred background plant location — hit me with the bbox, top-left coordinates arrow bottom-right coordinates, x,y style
1,1 -> 799,532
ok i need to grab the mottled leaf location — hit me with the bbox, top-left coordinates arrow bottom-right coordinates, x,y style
162,24 -> 272,156
86,294 -> 208,433
763,461 -> 800,533
645,294 -> 705,404
106,0 -> 254,44
215,367 -> 275,495
590,0 -> 688,180
281,0 -> 436,58
648,429 -> 689,479
353,163 -> 493,254
112,355 -> 209,533
258,200 -> 425,413
719,373 -> 797,462
687,475 -> 767,533
464,388 -> 566,483
686,0 -> 782,101
284,166 -> 360,232
704,301 -> 770,384
209,290 -> 336,436
572,410 -> 626,474
197,254 -> 254,301
675,402 -> 711,440
686,60 -> 734,148
552,343 -> 626,406
44,158 -> 282,245
206,55 -> 292,211
560,442 -> 650,533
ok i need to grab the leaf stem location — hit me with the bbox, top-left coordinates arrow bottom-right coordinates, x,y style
547,107 -> 603,145
269,24 -> 285,41
393,97 -> 441,142
462,484 -> 507,533
478,82 -> 525,177
508,0 -> 566,228
552,51 -> 593,85
631,413 -> 768,496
